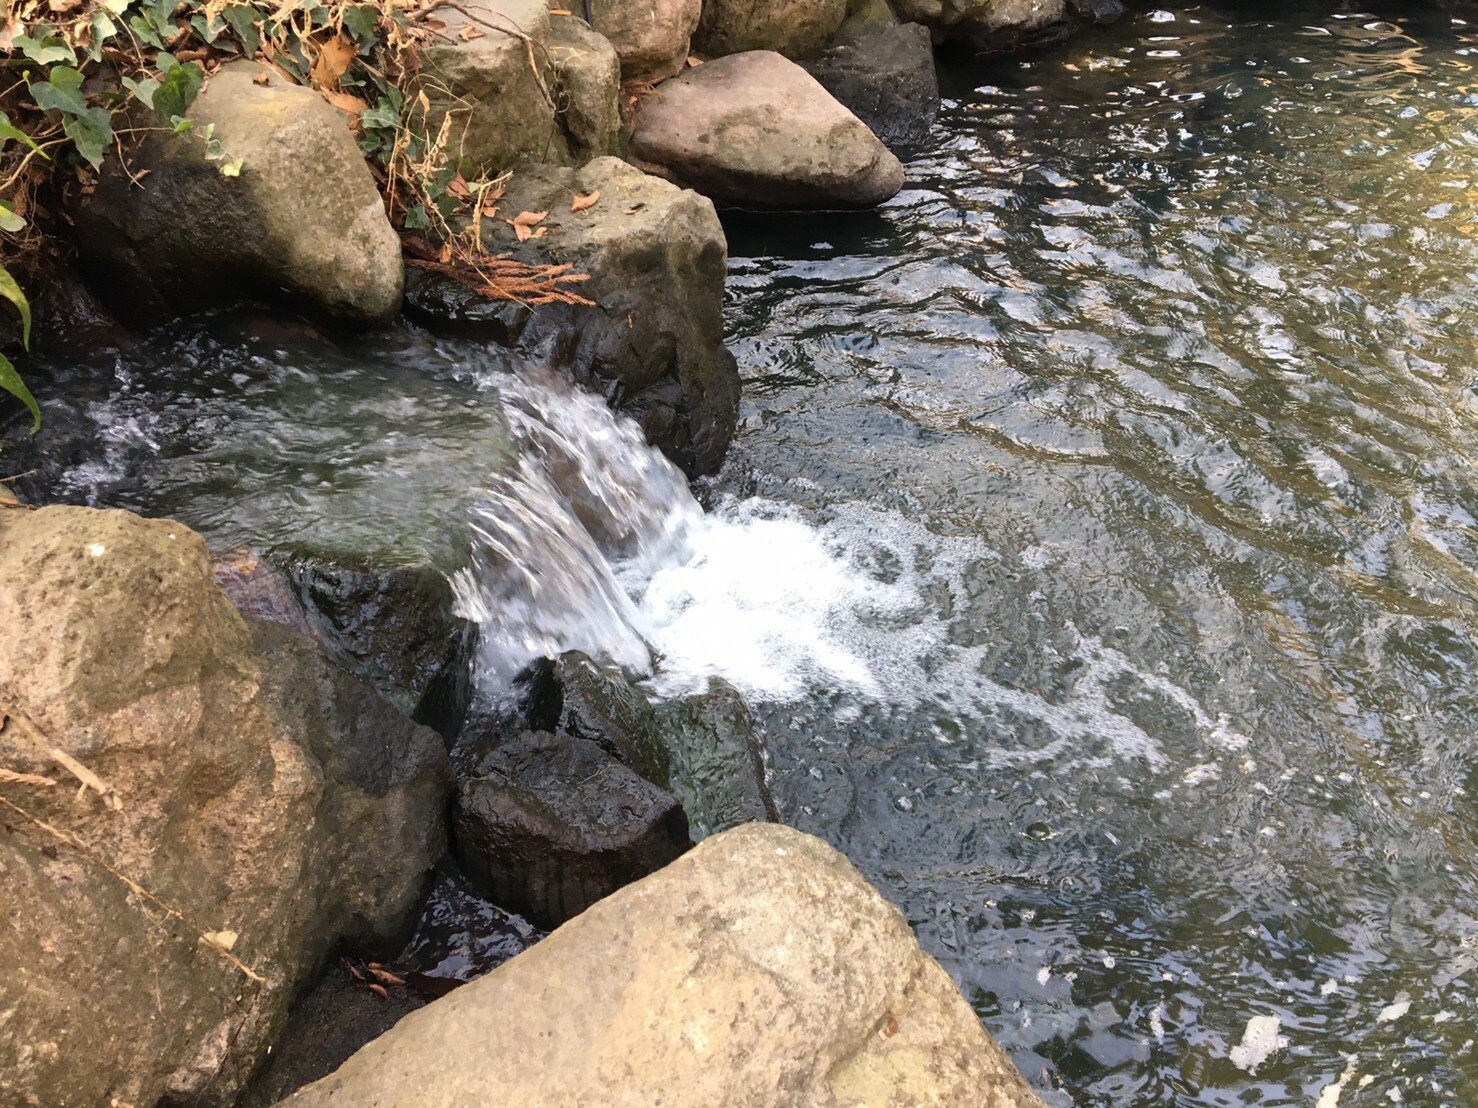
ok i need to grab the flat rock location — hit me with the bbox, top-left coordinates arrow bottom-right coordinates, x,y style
629,50 -> 904,209
404,157 -> 739,477
695,0 -> 848,58
803,22 -> 939,157
589,0 -> 701,80
453,729 -> 691,927
74,61 -> 401,326
279,824 -> 1047,1108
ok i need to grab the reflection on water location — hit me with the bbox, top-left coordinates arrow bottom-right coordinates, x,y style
718,3 -> 1478,1104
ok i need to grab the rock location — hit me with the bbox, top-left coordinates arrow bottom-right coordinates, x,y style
0,506 -> 450,1107
416,0 -> 568,176
287,552 -> 476,740
589,0 -> 701,81
545,650 -> 672,787
213,547 -> 318,640
74,61 -> 402,326
279,823 -> 1048,1108
839,0 -> 900,37
803,23 -> 939,157
453,729 -> 691,927
548,14 -> 624,162
889,0 -> 1118,49
694,0 -> 847,58
628,51 -> 905,209
653,678 -> 778,838
404,157 -> 738,477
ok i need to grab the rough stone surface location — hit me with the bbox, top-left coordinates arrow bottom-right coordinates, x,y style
453,729 -> 691,927
280,823 -> 1047,1108
74,61 -> 402,325
404,157 -> 738,477
653,677 -> 778,838
889,0 -> 1119,48
0,506 -> 450,1108
546,650 -> 672,787
589,0 -> 701,81
628,51 -> 905,209
695,0 -> 847,58
549,14 -> 624,161
803,22 -> 939,157
417,0 -> 565,175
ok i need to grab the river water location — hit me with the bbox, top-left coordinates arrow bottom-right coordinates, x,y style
6,1 -> 1478,1104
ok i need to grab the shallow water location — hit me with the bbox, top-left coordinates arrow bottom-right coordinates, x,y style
706,3 -> 1478,1103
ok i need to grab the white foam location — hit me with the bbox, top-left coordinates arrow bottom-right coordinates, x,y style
1229,1015 -> 1288,1073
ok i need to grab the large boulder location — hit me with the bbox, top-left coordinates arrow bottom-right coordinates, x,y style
549,13 -> 624,161
802,22 -> 940,157
628,51 -> 904,209
589,0 -> 701,81
74,62 -> 402,326
695,0 -> 848,59
453,729 -> 691,928
0,507 -> 451,1107
404,157 -> 739,477
280,823 -> 1047,1107
890,0 -> 1121,49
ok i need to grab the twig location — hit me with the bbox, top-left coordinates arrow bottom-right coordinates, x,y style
49,746 -> 124,810
0,768 -> 57,787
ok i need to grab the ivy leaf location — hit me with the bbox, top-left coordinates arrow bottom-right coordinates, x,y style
359,103 -> 399,131
13,33 -> 74,64
127,13 -> 164,47
29,66 -> 89,116
0,200 -> 25,234
61,105 -> 112,168
152,59 -> 202,119
0,353 -> 40,434
0,113 -> 44,155
121,74 -> 162,108
86,11 -> 118,61
0,263 -> 33,349
403,204 -> 429,231
342,4 -> 378,49
221,4 -> 260,55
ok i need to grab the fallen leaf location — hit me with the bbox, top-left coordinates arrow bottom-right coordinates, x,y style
549,7 -> 573,14
438,242 -> 453,263
367,963 -> 407,986
514,222 -> 533,242
481,203 -> 499,218
47,0 -> 83,14
422,16 -> 445,30
366,982 -> 389,1000
201,930 -> 239,951
342,957 -> 366,981
253,72 -> 271,87
686,55 -> 703,67
322,90 -> 368,120
513,209 -> 548,228
310,32 -> 357,91
570,189 -> 599,212
457,23 -> 484,40
445,172 -> 472,200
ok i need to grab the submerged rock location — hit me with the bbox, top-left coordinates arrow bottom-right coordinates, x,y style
694,0 -> 848,58
453,729 -> 691,928
802,22 -> 940,157
628,51 -> 904,209
74,61 -> 402,326
405,157 -> 738,477
589,0 -> 701,81
279,823 -> 1047,1107
0,506 -> 450,1107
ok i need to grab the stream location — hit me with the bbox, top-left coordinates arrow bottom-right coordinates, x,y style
6,1 -> 1478,1104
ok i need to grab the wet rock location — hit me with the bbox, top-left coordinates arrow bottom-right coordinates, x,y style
802,22 -> 939,157
453,729 -> 690,927
404,157 -> 738,477
281,823 -> 1048,1108
694,0 -> 848,59
838,0 -> 900,37
589,0 -> 701,81
0,506 -> 450,1108
546,650 -> 672,787
213,547 -> 317,640
73,61 -> 401,326
653,677 -> 778,838
890,0 -> 1118,49
417,0 -> 565,175
287,552 -> 475,740
549,14 -> 624,162
628,51 -> 905,209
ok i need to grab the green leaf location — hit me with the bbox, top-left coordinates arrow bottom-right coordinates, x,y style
221,4 -> 260,55
359,103 -> 399,131
62,106 -> 113,168
152,60 -> 202,119
403,204 -> 430,231
122,74 -> 162,108
0,113 -> 43,156
28,67 -> 89,116
127,13 -> 165,48
342,4 -> 378,49
100,0 -> 134,13
0,265 -> 33,349
0,201 -> 25,234
0,353 -> 41,434
190,10 -> 225,43
170,114 -> 194,134
13,33 -> 75,65
87,11 -> 119,61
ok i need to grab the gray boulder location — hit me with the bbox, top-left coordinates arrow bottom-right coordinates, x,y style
589,0 -> 701,81
404,157 -> 738,477
0,506 -> 450,1107
802,22 -> 940,157
453,729 -> 691,928
551,650 -> 672,787
628,50 -> 905,209
549,14 -> 624,161
74,61 -> 402,326
278,823 -> 1047,1108
890,0 -> 1120,49
694,0 -> 848,58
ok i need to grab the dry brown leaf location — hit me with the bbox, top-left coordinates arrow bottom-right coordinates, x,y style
438,242 -> 453,263
481,204 -> 499,218
457,24 -> 484,40
514,222 -> 534,242
201,930 -> 238,951
366,982 -> 389,1000
422,16 -> 444,30
570,189 -> 599,212
367,963 -> 407,986
446,172 -> 472,200
47,0 -> 82,14
549,7 -> 572,14
253,72 -> 271,87
310,32 -> 356,91
513,209 -> 548,228
686,55 -> 703,67
322,90 -> 368,120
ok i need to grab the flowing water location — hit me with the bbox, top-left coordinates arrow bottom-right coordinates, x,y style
6,2 -> 1478,1104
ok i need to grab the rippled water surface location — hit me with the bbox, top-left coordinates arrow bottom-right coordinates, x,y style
714,3 -> 1478,1103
